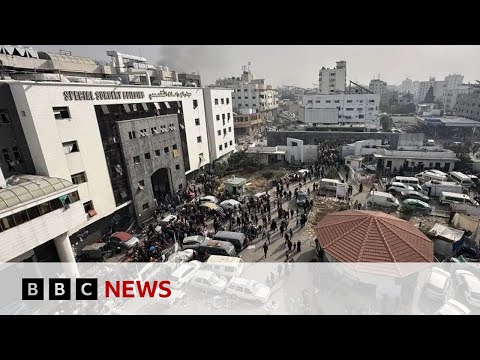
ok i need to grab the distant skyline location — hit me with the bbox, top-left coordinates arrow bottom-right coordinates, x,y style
27,45 -> 480,88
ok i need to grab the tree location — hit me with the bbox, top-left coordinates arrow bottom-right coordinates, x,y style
380,114 -> 392,132
424,86 -> 434,103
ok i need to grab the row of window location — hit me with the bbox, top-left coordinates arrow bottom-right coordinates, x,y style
237,103 -> 277,108
219,140 -> 234,152
310,99 -> 375,104
344,107 -> 376,111
217,127 -> 232,136
0,191 -> 80,232
0,111 -> 11,125
214,98 -> 230,106
133,145 -> 179,164
128,124 -> 175,140
1,147 -> 23,168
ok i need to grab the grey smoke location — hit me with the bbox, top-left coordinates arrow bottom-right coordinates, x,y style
157,45 -> 228,75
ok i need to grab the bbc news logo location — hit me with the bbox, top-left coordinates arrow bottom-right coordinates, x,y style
22,279 -> 171,300
22,278 -> 98,300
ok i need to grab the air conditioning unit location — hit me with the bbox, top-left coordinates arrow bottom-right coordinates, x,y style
153,129 -> 159,134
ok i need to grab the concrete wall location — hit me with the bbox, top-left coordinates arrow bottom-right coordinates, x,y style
117,115 -> 185,221
268,131 -> 399,149
0,194 -> 85,262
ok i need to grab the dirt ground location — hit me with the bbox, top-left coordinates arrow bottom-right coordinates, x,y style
217,170 -> 289,195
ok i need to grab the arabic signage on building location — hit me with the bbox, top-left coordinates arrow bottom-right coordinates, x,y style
149,90 -> 192,99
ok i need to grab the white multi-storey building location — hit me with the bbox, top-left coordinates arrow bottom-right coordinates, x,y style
369,79 -> 387,95
216,69 -> 278,113
302,93 -> 381,129
203,88 -> 235,161
417,77 -> 436,102
318,61 -> 346,94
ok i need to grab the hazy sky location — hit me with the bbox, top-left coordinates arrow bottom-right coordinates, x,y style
28,45 -> 480,87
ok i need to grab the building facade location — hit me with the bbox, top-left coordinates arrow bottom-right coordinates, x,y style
417,78 -> 436,103
302,93 -> 381,129
234,112 -> 263,137
369,79 -> 387,95
0,80 -> 231,236
318,61 -> 346,94
454,92 -> 480,121
178,73 -> 202,87
203,88 -> 235,161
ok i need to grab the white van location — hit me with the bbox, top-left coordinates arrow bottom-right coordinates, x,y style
449,171 -> 474,188
205,255 -> 244,278
320,178 -> 342,191
415,170 -> 448,182
439,192 -> 478,207
422,180 -> 463,197
391,176 -> 420,186
366,191 -> 400,210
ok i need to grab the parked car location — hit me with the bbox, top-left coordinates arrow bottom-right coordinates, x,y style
402,199 -> 432,214
170,261 -> 201,289
159,214 -> 178,226
182,235 -> 205,250
387,182 -> 414,194
199,196 -> 219,204
400,190 -> 430,202
225,277 -> 271,303
296,189 -> 308,207
454,270 -> 480,307
366,191 -> 400,210
219,199 -> 241,211
189,270 -> 228,293
424,267 -> 451,301
109,231 -> 139,250
433,299 -> 471,315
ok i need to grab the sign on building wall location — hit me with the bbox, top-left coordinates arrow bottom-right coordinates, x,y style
64,91 -> 145,101
149,91 -> 192,99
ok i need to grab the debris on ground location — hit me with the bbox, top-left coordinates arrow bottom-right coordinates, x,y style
305,197 -> 350,238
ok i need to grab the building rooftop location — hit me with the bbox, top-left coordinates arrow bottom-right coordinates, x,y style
224,176 -> 247,186
38,52 -> 98,65
417,116 -> 480,127
315,210 -> 433,262
0,175 -> 75,211
246,146 -> 286,155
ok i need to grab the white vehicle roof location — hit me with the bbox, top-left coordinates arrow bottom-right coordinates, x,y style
435,299 -> 470,315
368,191 -> 395,198
192,270 -> 217,280
456,270 -> 480,293
428,267 -> 451,289
441,192 -> 470,199
171,262 -> 199,278
206,255 -> 243,264
393,176 -> 418,181
449,171 -> 472,181
321,178 -> 341,184
229,277 -> 258,288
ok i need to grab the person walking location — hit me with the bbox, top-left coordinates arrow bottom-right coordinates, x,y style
289,228 -> 293,240
297,240 -> 301,252
267,231 -> 271,245
263,242 -> 269,259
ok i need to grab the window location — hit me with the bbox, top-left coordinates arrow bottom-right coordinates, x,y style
128,131 -> 136,139
197,136 -> 202,143
155,149 -> 160,156
133,156 -> 140,164
71,172 -> 87,185
164,147 -> 169,154
368,107 -> 375,111
359,100 -> 363,103
53,107 -> 70,120
237,96 -> 241,100
222,114 -> 225,120
195,118 -> 200,126
138,180 -> 145,187
369,100 -> 375,103
140,129 -> 147,137
221,98 -> 225,105
169,124 -> 175,131
145,152 -> 151,159
20,111 -> 26,117
226,98 -> 230,105
0,111 -> 10,124
227,113 -> 231,120
359,115 -> 364,119
223,129 -> 227,135
39,202 -> 51,215
151,127 -> 158,135
346,100 -> 352,103
244,89 -> 247,92
334,100 -> 339,103
219,145 -> 223,151
218,130 -> 221,136
193,100 -> 198,109
13,210 -> 29,226
83,201 -> 94,214
357,108 -> 362,111
173,144 -> 177,150
142,203 -> 149,211
346,108 -> 354,111
245,97 -> 248,100
26,205 -> 41,221
223,119 -> 226,126
326,100 -> 331,103
62,141 -> 79,154
230,140 -> 233,146
215,99 -> 219,105
216,114 -> 220,121
228,127 -> 232,132
224,142 -> 228,148
175,164 -> 180,170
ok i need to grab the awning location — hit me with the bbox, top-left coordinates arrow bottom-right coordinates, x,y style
164,102 -> 171,109
101,105 -> 109,114
141,103 -> 148,111
123,104 -> 131,113
199,202 -> 222,211
154,102 -> 160,110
